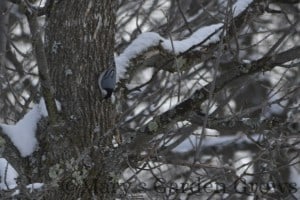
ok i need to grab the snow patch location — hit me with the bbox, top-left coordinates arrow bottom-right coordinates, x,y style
114,0 -> 253,81
115,24 -> 223,81
233,0 -> 253,17
0,98 -> 61,157
115,32 -> 163,81
0,158 -> 18,190
172,134 -> 261,153
162,23 -> 223,53
12,183 -> 44,196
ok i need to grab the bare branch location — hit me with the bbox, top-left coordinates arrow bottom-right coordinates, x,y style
26,13 -> 58,124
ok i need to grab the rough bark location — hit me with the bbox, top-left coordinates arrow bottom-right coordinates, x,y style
35,1 -> 118,199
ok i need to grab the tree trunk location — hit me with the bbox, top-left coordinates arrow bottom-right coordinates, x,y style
37,1 -> 118,199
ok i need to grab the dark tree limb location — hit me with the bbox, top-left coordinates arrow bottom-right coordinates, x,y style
0,0 -> 9,69
26,13 -> 58,124
127,42 -> 300,160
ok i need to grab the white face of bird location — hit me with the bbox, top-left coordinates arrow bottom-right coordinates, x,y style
101,89 -> 108,97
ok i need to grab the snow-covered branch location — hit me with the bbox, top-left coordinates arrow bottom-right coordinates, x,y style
115,0 -> 255,82
0,99 -> 60,157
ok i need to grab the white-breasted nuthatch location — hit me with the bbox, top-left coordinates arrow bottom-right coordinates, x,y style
98,66 -> 116,99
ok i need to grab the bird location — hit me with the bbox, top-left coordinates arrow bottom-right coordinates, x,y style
98,66 -> 116,99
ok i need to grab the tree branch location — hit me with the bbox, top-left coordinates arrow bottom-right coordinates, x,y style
0,0 -> 9,68
26,14 -> 58,124
124,0 -> 267,157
